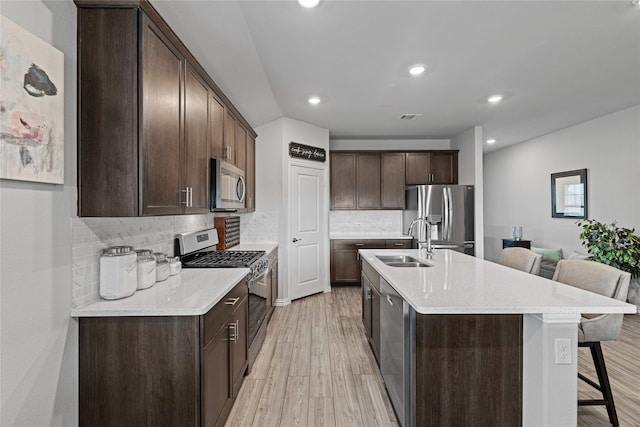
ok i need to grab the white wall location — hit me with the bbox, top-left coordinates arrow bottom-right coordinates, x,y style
451,126 -> 485,258
251,118 -> 330,303
330,138 -> 449,151
0,1 -> 78,425
484,105 -> 640,262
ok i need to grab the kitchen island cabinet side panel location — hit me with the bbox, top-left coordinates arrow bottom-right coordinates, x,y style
413,314 -> 522,426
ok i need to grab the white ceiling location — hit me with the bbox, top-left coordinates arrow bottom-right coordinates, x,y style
151,0 -> 640,152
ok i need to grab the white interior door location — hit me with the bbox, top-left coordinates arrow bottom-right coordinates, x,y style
289,164 -> 325,300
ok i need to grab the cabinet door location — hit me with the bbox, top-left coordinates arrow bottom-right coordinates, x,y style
330,153 -> 357,209
405,153 -> 430,185
235,123 -> 247,172
141,16 -> 184,215
245,134 -> 255,211
362,274 -> 372,339
209,95 -> 225,159
356,154 -> 381,209
230,297 -> 248,398
184,65 -> 210,213
223,110 -> 236,164
430,152 -> 458,184
331,249 -> 360,284
203,325 -> 231,427
381,153 -> 405,209
370,285 -> 381,362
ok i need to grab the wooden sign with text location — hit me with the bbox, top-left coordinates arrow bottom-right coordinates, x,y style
289,142 -> 326,162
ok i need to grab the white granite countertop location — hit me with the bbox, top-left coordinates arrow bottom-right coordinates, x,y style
359,249 -> 637,315
330,233 -> 411,240
71,268 -> 249,317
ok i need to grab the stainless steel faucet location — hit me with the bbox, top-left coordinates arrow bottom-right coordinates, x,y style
407,218 -> 433,258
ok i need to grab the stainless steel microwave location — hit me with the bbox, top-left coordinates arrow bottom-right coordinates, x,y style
210,159 -> 246,211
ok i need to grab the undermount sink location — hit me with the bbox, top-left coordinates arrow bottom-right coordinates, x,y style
376,255 -> 432,268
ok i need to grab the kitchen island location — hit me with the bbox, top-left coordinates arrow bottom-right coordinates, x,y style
358,249 -> 636,427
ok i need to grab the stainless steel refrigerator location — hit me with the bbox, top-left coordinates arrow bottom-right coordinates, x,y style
403,185 -> 475,255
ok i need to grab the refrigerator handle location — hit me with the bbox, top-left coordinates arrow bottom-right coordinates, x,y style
442,187 -> 449,240
445,186 -> 453,240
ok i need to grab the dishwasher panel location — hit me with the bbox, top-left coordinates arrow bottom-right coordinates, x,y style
380,278 -> 405,425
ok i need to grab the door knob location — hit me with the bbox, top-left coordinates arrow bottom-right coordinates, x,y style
292,238 -> 302,243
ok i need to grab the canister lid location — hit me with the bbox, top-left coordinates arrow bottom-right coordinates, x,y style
135,249 -> 153,257
153,252 -> 168,262
101,246 -> 134,257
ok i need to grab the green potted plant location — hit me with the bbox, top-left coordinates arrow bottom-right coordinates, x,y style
577,219 -> 640,306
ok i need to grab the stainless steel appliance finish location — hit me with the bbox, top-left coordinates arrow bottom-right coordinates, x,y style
380,278 -> 414,426
403,185 -> 475,256
210,158 -> 246,211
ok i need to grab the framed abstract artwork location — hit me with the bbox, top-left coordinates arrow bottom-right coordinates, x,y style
0,15 -> 64,184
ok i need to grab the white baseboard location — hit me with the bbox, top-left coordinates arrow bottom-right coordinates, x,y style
274,298 -> 291,306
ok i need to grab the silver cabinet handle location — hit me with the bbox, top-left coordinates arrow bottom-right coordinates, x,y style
394,243 -> 404,247
229,321 -> 238,343
292,238 -> 302,243
189,187 -> 193,207
354,243 -> 365,247
386,295 -> 393,306
225,296 -> 240,306
181,188 -> 189,205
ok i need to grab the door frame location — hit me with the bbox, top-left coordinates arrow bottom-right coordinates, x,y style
286,159 -> 330,302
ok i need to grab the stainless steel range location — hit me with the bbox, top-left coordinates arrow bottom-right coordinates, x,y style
175,228 -> 270,369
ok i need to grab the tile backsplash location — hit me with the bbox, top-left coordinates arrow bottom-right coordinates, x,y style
71,211 -> 279,309
329,210 -> 403,234
72,215 -> 214,308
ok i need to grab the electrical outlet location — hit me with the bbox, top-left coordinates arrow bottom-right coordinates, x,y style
555,338 -> 572,364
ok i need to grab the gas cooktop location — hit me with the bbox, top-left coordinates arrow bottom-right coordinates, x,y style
181,250 -> 265,269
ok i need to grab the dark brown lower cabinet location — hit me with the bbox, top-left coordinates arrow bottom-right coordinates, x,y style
79,282 -> 248,427
361,262 -> 381,362
331,239 -> 412,285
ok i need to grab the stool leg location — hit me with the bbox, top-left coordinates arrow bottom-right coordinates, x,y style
589,342 -> 619,426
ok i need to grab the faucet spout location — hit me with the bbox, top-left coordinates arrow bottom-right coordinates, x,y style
407,218 -> 433,258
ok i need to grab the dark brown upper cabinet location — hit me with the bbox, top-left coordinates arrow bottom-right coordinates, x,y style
405,151 -> 458,185
223,111 -> 236,165
235,122 -> 247,173
209,94 -> 225,160
356,154 -> 381,209
381,153 -> 405,209
76,1 -> 256,217
330,152 -> 357,209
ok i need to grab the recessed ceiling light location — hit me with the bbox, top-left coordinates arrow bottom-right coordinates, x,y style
486,138 -> 496,144
408,64 -> 426,76
632,0 -> 640,6
487,94 -> 504,104
298,0 -> 320,8
308,96 -> 321,105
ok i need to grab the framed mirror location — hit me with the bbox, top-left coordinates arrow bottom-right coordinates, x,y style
551,169 -> 587,219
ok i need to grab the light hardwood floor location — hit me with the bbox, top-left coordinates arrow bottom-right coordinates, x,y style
577,312 -> 640,427
226,287 -> 640,427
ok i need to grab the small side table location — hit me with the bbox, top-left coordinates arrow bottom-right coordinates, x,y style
502,239 -> 531,249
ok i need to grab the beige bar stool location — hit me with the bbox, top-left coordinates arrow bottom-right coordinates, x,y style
552,259 -> 631,426
498,247 -> 542,275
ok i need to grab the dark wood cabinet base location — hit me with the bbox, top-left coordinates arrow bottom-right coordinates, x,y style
414,314 -> 523,426
79,316 -> 201,427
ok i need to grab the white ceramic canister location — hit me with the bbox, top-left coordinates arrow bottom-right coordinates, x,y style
136,249 -> 156,290
169,256 -> 182,276
100,246 -> 138,300
153,252 -> 170,282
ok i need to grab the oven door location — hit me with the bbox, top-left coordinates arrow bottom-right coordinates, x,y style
248,268 -> 270,346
